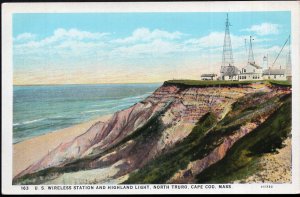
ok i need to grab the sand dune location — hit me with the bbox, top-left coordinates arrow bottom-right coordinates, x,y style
13,114 -> 112,177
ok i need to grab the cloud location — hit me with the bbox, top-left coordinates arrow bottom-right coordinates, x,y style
181,31 -> 280,70
183,32 -> 266,51
14,28 -> 109,49
185,32 -> 224,48
14,27 -> 188,63
14,28 -> 272,70
13,29 -> 113,71
242,23 -> 280,36
105,30 -> 273,66
14,32 -> 36,42
50,28 -> 110,41
14,26 -> 284,83
113,27 -> 184,44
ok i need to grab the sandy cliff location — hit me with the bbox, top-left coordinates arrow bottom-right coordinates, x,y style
13,81 -> 292,184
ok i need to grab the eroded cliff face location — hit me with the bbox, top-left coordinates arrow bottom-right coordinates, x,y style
14,82 -> 291,184
167,91 -> 285,183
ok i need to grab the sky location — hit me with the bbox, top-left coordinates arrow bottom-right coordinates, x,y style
13,12 -> 291,85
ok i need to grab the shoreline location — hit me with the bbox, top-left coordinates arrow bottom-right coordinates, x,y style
13,82 -> 163,86
13,114 -> 112,178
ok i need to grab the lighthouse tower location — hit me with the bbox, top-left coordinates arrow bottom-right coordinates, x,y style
262,55 -> 268,70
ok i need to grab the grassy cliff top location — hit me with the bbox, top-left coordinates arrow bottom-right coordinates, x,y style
164,79 -> 291,87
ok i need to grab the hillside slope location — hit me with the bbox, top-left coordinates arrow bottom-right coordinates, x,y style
13,81 -> 292,184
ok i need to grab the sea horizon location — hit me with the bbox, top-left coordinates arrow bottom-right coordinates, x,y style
13,81 -> 164,87
13,83 -> 162,144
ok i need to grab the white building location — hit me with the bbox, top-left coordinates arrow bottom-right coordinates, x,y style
201,74 -> 218,80
221,65 -> 240,81
239,62 -> 263,81
262,68 -> 287,80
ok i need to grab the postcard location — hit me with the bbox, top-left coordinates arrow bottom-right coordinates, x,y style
2,1 -> 300,194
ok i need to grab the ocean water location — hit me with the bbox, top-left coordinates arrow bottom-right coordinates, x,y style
13,83 -> 161,144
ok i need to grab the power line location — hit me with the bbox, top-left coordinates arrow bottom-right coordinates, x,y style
271,35 -> 290,67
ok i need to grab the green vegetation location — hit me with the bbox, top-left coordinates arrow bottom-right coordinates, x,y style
165,79 -> 291,88
164,79 -> 253,87
267,80 -> 291,87
220,91 -> 280,126
124,112 -> 217,184
196,94 -> 291,183
189,94 -> 281,162
14,81 -> 292,185
125,90 -> 290,184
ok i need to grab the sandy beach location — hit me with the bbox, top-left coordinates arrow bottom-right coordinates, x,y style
13,114 -> 112,178
236,136 -> 292,183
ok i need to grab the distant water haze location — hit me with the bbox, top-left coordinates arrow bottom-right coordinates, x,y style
13,83 -> 161,143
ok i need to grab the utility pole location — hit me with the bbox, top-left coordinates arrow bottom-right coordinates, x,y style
244,38 -> 248,55
286,35 -> 291,77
